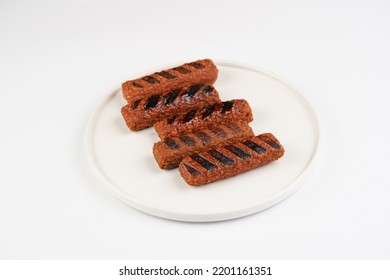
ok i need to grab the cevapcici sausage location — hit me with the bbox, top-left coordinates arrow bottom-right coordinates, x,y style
154,99 -> 253,140
179,133 -> 284,186
122,59 -> 218,103
121,84 -> 220,131
153,121 -> 254,169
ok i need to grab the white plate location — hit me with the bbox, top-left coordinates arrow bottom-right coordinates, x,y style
84,61 -> 320,222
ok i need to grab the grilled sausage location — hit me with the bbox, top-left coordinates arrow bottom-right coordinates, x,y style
122,59 -> 218,103
154,99 -> 253,140
153,121 -> 254,169
121,84 -> 221,131
179,133 -> 284,186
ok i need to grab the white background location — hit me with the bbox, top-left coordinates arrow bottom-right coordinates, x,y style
1,0 -> 389,259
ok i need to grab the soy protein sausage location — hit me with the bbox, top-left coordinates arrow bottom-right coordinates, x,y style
179,133 -> 284,186
153,121 -> 254,169
154,99 -> 253,140
121,84 -> 220,131
122,59 -> 218,103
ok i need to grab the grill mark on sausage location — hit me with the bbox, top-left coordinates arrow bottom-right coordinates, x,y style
143,76 -> 160,84
221,101 -> 234,113
165,138 -> 179,149
156,71 -> 176,80
182,84 -> 202,101
224,123 -> 241,134
201,104 -> 216,119
243,140 -> 266,154
179,135 -> 196,146
225,145 -> 252,159
131,99 -> 141,110
173,66 -> 191,74
167,115 -> 177,124
191,154 -> 217,171
203,85 -> 213,95
144,95 -> 160,109
209,126 -> 227,138
164,89 -> 180,105
264,139 -> 280,149
208,149 -> 235,165
182,109 -> 197,123
193,131 -> 212,144
132,82 -> 143,88
257,135 -> 282,150
183,162 -> 201,176
188,62 -> 205,69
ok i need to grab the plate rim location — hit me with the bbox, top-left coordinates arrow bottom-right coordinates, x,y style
84,60 -> 321,222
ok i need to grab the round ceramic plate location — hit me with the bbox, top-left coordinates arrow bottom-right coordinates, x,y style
84,61 -> 320,222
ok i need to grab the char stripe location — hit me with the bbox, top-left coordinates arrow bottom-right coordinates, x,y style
131,99 -> 141,110
182,109 -> 197,123
194,131 -> 211,144
183,162 -> 201,176
208,149 -> 235,165
243,140 -> 266,154
224,123 -> 241,134
203,85 -> 213,95
173,66 -> 191,74
201,104 -> 216,119
264,139 -> 280,149
225,145 -> 252,159
132,82 -> 143,88
165,138 -> 180,149
144,95 -> 160,109
221,101 -> 234,113
167,115 -> 177,124
209,126 -> 227,138
191,154 -> 217,171
164,89 -> 180,105
156,71 -> 176,80
143,76 -> 160,84
188,62 -> 205,69
182,84 -> 202,99
179,135 -> 196,146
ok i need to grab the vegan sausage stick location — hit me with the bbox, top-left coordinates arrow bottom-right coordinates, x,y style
154,99 -> 253,140
179,133 -> 285,186
121,84 -> 220,131
153,121 -> 254,169
122,59 -> 218,103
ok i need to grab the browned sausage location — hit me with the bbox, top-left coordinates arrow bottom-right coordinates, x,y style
154,99 -> 253,140
121,84 -> 220,131
122,59 -> 218,103
179,133 -> 284,186
153,121 -> 254,169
